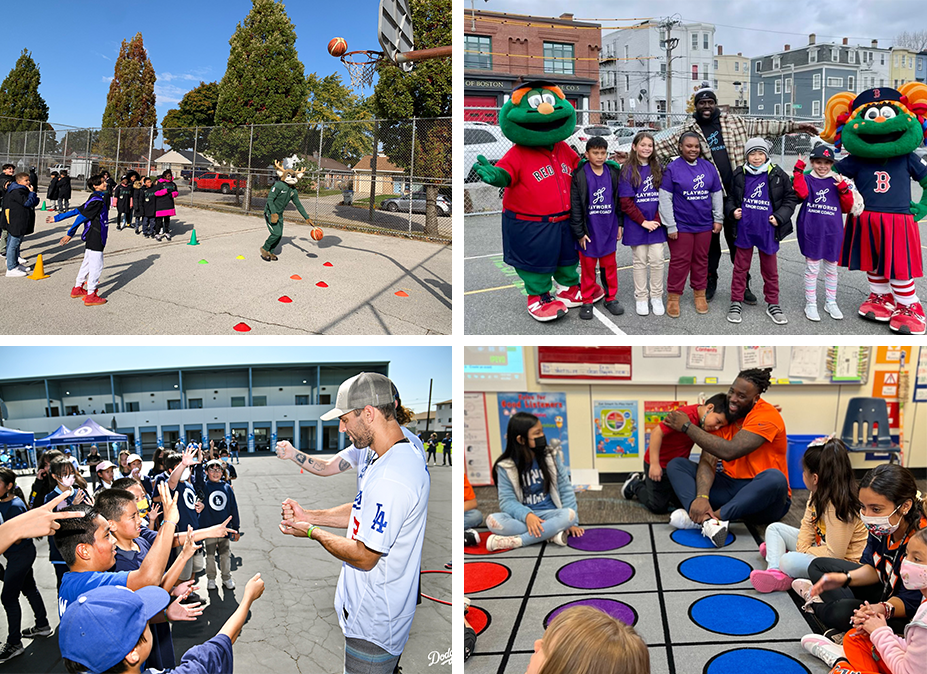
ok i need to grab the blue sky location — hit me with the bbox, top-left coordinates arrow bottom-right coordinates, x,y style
4,1 -> 387,130
0,347 -> 451,413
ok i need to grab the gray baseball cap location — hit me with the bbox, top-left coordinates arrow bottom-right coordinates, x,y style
320,372 -> 394,421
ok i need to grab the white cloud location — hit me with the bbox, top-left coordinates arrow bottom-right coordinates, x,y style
158,69 -> 210,83
102,76 -> 114,83
96,52 -> 111,61
155,82 -> 191,105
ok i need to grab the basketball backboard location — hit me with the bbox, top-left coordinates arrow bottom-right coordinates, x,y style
378,0 -> 414,72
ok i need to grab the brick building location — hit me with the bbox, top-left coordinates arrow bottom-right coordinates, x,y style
463,10 -> 601,122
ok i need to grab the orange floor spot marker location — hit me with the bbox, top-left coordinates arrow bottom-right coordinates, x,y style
278,296 -> 293,303
233,322 -> 251,332
316,281 -> 329,288
290,274 -> 302,280
395,291 -> 409,297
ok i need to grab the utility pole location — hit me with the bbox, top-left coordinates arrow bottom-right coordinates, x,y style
661,17 -> 680,127
424,378 -> 433,434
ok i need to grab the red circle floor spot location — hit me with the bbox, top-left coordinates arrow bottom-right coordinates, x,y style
467,606 -> 490,636
464,561 -> 510,594
316,281 -> 329,288
278,296 -> 293,303
233,322 -> 251,332
465,531 -> 507,555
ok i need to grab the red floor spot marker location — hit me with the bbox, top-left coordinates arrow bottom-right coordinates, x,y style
233,322 -> 251,332
278,296 -> 293,303
316,281 -> 328,288
290,274 -> 302,280
395,290 -> 409,297
323,262 -> 333,267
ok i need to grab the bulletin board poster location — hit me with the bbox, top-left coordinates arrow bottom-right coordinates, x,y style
593,400 -> 639,458
497,392 -> 570,467
464,392 -> 494,486
536,346 -> 632,381
875,346 -> 912,365
644,401 -> 687,450
915,347 -> 927,403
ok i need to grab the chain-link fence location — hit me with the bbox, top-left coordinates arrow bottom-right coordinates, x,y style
463,108 -> 826,215
0,116 -> 451,241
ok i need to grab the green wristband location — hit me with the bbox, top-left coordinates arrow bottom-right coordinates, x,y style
305,524 -> 316,539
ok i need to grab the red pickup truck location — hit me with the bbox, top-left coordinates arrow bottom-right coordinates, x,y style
191,172 -> 246,194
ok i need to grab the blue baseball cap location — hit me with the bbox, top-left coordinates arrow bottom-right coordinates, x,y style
59,585 -> 170,672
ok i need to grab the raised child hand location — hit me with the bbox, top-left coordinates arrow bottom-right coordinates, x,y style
244,573 -> 265,602
181,525 -> 200,559
181,446 -> 200,467
158,482 -> 180,526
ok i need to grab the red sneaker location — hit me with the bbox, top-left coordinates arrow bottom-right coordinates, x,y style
527,293 -> 567,322
556,284 -> 604,307
889,302 -> 926,335
70,284 -> 87,298
83,291 -> 107,306
858,293 -> 896,322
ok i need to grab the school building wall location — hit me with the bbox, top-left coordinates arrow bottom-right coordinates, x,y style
471,346 -> 926,480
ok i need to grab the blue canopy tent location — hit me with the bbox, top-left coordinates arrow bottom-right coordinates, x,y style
35,425 -> 73,447
40,419 -> 128,462
0,425 -> 36,468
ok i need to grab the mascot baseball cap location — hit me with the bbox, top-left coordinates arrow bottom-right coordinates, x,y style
851,87 -> 902,111
59,585 -> 170,672
320,372 -> 394,420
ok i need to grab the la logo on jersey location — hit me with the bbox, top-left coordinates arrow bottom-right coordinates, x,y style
183,488 -> 197,511
353,490 -> 363,510
371,503 -> 388,533
873,170 -> 891,193
209,491 -> 227,511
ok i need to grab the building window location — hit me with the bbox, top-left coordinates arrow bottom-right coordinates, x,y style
295,395 -> 309,405
734,61 -> 739,72
624,45 -> 629,60
168,399 -> 181,410
773,56 -> 781,69
188,398 -> 203,409
714,59 -> 718,69
774,79 -> 781,94
543,41 -> 574,75
692,33 -> 698,49
231,396 -> 245,407
126,402 -> 140,412
755,61 -> 761,73
65,405 -> 79,416
812,73 -> 821,90
464,35 -> 491,70
757,104 -> 765,110
881,54 -> 885,65
785,102 -> 792,116
894,55 -> 899,67
692,64 -> 699,80
703,33 -> 709,50
105,403 -> 119,414
319,394 -> 332,405
812,100 -> 821,116
826,76 -> 843,87
832,49 -> 839,62
252,396 -> 267,407
848,50 -> 855,64
880,78 -> 885,86
624,74 -> 629,91
660,63 -> 666,76
714,79 -> 718,89
774,103 -> 781,115
785,78 -> 792,93
757,81 -> 765,96
810,49 -> 818,63
848,75 -> 855,91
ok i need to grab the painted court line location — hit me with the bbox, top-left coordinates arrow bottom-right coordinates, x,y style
593,306 -> 627,335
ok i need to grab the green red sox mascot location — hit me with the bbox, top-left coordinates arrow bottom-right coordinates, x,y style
472,80 -> 604,321
820,82 -> 927,334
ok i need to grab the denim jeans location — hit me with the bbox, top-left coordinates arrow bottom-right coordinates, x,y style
6,234 -> 22,270
57,198 -> 69,212
486,507 -> 578,547
764,521 -> 815,578
464,509 -> 483,529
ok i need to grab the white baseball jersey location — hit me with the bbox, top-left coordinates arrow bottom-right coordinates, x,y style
334,439 -> 430,655
337,426 -> 426,469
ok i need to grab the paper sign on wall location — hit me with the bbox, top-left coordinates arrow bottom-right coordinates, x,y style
644,401 -> 687,451
593,400 -> 639,458
464,392 -> 494,486
497,392 -> 570,467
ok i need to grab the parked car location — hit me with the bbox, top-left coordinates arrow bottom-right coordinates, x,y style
566,124 -> 626,156
48,163 -> 67,175
464,121 -> 512,182
192,172 -> 246,194
180,168 -> 210,181
381,191 -> 451,216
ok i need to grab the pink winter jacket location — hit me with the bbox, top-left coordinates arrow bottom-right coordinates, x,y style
869,598 -> 927,674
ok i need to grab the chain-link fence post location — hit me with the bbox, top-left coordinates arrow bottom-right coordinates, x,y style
191,127 -> 199,207
85,132 -> 91,175
408,117 -> 417,234
315,121 -> 324,222
115,128 -> 121,178
368,119 -> 379,222
147,126 -> 154,176
5,131 -> 10,164
62,132 -> 68,170
246,124 -> 254,213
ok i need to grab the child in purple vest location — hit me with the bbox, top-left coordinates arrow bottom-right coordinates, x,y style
569,136 -> 625,320
792,145 -> 857,322
658,132 -> 723,318
724,138 -> 797,325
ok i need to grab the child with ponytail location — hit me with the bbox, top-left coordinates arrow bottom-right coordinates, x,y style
750,437 -> 868,593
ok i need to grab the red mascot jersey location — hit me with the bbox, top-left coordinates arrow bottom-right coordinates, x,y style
495,141 -> 579,215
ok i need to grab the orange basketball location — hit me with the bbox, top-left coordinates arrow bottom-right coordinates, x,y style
328,37 -> 348,57
310,227 -> 324,241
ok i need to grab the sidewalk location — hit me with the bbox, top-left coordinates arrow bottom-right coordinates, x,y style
3,194 -> 451,334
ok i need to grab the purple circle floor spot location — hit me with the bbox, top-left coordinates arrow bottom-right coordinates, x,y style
556,558 -> 634,589
545,598 -> 637,628
567,527 -> 632,552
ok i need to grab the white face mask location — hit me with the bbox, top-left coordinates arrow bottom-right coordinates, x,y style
860,504 -> 903,537
180,469 -> 191,482
60,475 -> 76,488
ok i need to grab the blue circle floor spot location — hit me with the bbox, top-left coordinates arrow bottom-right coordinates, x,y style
671,528 -> 735,548
689,595 -> 778,636
679,555 -> 752,585
704,648 -> 811,674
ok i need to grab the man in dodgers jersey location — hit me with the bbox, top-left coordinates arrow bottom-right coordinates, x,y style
279,372 -> 430,674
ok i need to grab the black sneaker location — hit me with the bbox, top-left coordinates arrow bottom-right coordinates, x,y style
464,529 -> 480,547
743,284 -> 758,305
622,473 -> 641,500
0,642 -> 24,664
21,624 -> 52,639
705,275 -> 717,302
579,303 -> 594,320
604,299 -> 624,316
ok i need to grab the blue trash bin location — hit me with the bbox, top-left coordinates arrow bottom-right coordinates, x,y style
785,434 -> 822,489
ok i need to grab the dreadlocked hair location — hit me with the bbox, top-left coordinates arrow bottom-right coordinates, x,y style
736,368 -> 772,395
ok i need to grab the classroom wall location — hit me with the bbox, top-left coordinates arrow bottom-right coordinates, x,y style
473,346 -> 925,475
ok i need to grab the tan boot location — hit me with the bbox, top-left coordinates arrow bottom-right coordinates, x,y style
667,293 -> 681,318
694,289 -> 709,314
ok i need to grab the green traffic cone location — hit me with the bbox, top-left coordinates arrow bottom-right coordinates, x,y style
188,228 -> 199,245
40,200 -> 46,211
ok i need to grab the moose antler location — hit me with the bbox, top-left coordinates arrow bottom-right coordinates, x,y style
274,159 -> 284,171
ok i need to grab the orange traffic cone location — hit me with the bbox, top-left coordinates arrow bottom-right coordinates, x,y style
27,254 -> 50,280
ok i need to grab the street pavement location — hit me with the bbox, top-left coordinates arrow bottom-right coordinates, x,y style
464,209 -> 927,336
3,192 -> 452,335
2,455 -> 452,673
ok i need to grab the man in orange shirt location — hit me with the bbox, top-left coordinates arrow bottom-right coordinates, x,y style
464,473 -> 482,547
663,368 -> 791,547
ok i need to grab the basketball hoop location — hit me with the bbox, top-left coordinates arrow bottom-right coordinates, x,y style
341,50 -> 385,91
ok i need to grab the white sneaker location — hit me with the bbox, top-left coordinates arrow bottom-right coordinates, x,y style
801,634 -> 845,669
207,579 -> 217,590
17,256 -> 27,265
804,303 -> 821,321
701,518 -> 729,548
651,297 -> 665,316
5,268 -> 27,277
824,302 -> 844,320
791,578 -> 823,612
636,300 -> 649,316
223,578 -> 235,590
669,508 -> 700,530
550,530 -> 569,546
485,534 -> 522,552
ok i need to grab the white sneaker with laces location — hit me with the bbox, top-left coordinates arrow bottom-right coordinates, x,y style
804,303 -> 821,321
651,297 -> 665,316
791,578 -> 823,612
824,302 -> 844,320
485,534 -> 522,552
669,508 -> 700,530
801,634 -> 845,669
207,579 -> 217,590
5,268 -> 27,277
223,578 -> 235,590
701,518 -> 729,548
550,530 -> 569,546
636,300 -> 649,316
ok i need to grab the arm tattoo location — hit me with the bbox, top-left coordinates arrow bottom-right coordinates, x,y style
295,453 -> 307,465
338,459 -> 352,472
307,458 -> 323,471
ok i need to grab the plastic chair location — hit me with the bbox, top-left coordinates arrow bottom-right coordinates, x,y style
839,397 -> 900,463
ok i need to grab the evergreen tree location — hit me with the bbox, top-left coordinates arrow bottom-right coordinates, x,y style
99,32 -> 157,162
306,73 -> 372,166
162,81 -> 220,151
0,49 -> 50,136
371,0 -> 451,235
210,0 -> 308,205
